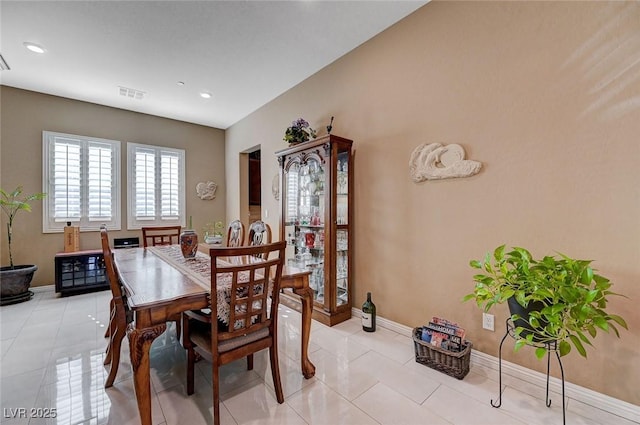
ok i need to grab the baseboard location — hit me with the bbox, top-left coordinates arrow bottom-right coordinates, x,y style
352,307 -> 639,423
31,284 -> 55,293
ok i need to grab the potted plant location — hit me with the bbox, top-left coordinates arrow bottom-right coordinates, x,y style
283,118 -> 317,146
203,221 -> 224,244
463,245 -> 628,358
0,186 -> 46,305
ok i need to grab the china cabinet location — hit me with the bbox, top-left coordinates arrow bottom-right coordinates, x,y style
276,134 -> 353,326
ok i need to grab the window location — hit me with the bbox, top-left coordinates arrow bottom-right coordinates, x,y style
42,131 -> 121,232
127,143 -> 185,229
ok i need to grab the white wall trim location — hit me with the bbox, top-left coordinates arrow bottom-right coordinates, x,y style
31,284 -> 55,293
353,307 -> 640,423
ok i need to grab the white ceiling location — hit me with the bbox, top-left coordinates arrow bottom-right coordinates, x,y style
1,1 -> 427,129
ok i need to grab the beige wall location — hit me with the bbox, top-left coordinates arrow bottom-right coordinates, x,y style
0,87 -> 225,286
225,2 -> 640,405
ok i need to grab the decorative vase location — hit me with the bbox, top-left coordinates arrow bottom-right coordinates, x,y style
180,229 -> 198,259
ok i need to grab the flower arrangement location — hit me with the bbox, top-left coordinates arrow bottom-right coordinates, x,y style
203,221 -> 224,237
203,220 -> 224,244
283,118 -> 317,145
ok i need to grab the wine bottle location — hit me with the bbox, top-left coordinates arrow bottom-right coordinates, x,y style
362,292 -> 376,332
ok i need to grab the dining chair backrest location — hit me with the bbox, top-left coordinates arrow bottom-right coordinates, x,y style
182,241 -> 287,425
226,219 -> 245,247
141,226 -> 181,248
247,220 -> 272,247
101,227 -> 125,307
211,242 -> 285,339
100,226 -> 131,388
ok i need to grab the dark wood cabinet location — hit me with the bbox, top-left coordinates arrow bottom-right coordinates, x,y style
55,249 -> 108,296
277,134 -> 353,326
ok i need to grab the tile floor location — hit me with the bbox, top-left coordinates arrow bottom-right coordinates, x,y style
1,288 -> 637,425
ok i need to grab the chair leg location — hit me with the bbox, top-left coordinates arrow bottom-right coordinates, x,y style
186,346 -> 195,395
269,345 -> 284,404
246,353 -> 254,370
104,308 -> 117,365
104,298 -> 114,338
104,325 -> 125,388
213,362 -> 221,425
174,318 -> 181,342
183,315 -> 196,396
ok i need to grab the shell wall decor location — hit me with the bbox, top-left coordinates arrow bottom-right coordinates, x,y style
409,143 -> 482,182
196,181 -> 218,200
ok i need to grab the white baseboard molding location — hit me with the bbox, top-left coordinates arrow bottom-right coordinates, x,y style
31,284 -> 55,293
352,307 -> 639,423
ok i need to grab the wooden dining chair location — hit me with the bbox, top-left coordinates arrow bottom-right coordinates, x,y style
182,241 -> 287,425
247,220 -> 272,259
141,225 -> 183,339
101,226 -> 132,388
247,220 -> 272,246
226,219 -> 245,247
141,225 -> 181,248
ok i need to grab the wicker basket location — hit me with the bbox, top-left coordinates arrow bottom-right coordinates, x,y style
413,327 -> 472,380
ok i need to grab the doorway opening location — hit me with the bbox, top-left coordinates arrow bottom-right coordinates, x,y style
239,146 -> 261,233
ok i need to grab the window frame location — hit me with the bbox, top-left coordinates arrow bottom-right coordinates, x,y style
126,142 -> 186,230
42,131 -> 121,233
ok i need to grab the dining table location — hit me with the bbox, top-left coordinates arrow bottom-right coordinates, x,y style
113,244 -> 315,425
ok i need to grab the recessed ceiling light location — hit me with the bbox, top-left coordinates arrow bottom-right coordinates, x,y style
23,42 -> 45,54
177,81 -> 185,86
200,92 -> 212,99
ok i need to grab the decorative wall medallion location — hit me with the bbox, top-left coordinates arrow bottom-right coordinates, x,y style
409,143 -> 482,182
196,181 -> 218,200
272,173 -> 280,200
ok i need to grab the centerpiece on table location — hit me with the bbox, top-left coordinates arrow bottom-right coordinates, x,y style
283,118 -> 317,146
203,221 -> 224,244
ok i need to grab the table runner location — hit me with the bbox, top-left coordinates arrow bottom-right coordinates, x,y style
148,245 -> 266,326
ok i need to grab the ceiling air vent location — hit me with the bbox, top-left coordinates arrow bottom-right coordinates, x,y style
118,86 -> 145,100
0,54 -> 10,71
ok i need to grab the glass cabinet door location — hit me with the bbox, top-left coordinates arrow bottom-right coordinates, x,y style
335,149 -> 349,307
284,156 -> 326,303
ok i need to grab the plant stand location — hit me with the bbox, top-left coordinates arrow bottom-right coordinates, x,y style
491,318 -> 566,425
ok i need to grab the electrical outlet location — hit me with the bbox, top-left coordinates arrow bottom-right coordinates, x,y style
482,312 -> 495,331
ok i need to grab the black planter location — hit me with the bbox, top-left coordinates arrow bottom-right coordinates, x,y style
0,264 -> 37,305
507,296 -> 547,342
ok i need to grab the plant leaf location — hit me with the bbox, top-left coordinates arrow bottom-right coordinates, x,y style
535,347 -> 547,359
569,335 -> 587,358
559,340 -> 571,356
607,314 -> 628,330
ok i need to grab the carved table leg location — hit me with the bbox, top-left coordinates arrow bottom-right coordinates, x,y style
128,323 -> 166,425
293,285 -> 316,379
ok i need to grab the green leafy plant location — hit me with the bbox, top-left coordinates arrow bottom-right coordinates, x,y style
203,221 -> 224,238
0,186 -> 46,268
463,245 -> 627,358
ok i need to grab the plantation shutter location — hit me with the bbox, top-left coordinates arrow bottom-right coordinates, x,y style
52,138 -> 82,221
43,131 -> 121,232
87,142 -> 114,221
128,143 -> 184,229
